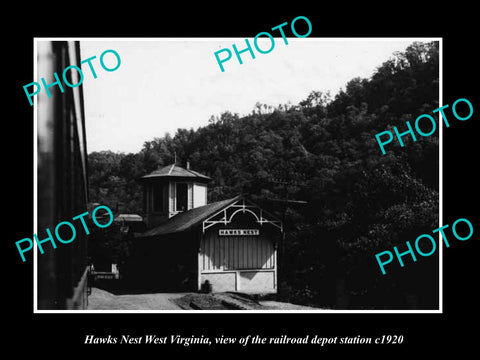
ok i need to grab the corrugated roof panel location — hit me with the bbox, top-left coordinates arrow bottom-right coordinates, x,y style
115,214 -> 143,222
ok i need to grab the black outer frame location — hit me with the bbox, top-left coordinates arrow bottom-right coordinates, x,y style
5,5 -> 479,356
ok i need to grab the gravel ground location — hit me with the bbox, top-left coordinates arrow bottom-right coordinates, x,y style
88,287 -> 187,310
87,287 -> 323,311
258,300 -> 320,310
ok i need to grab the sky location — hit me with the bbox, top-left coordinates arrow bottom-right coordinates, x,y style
80,38 -> 419,154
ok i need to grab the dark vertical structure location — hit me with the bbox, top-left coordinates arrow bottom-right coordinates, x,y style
37,41 -> 89,309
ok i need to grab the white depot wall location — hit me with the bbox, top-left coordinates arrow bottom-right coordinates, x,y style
193,183 -> 207,208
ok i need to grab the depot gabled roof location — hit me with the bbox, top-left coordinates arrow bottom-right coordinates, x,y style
139,196 -> 242,237
138,195 -> 283,238
140,163 -> 211,182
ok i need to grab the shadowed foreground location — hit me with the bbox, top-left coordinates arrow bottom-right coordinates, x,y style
87,287 -> 322,310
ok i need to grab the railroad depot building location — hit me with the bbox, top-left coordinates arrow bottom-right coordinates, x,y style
125,164 -> 283,294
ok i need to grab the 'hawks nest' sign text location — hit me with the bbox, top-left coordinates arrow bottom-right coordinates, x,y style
219,229 -> 259,236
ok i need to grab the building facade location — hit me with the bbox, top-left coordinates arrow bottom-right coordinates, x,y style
127,164 -> 283,294
139,163 -> 210,228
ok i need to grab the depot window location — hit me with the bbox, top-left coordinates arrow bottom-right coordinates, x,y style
152,183 -> 164,212
176,183 -> 188,212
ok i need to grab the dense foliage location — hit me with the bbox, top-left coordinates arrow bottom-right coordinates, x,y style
88,42 -> 439,309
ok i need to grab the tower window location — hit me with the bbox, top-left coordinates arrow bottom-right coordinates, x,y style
152,183 -> 164,212
176,183 -> 188,212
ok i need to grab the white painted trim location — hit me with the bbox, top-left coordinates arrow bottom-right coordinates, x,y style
201,269 -> 275,274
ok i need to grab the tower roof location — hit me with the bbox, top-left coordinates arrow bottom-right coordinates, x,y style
140,163 -> 211,182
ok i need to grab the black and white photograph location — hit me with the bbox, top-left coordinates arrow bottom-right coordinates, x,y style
34,38 -> 440,312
